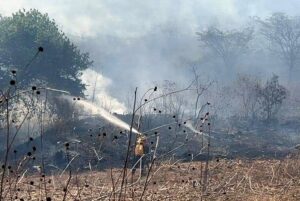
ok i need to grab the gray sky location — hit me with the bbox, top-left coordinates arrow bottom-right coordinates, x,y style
0,0 -> 299,112
1,0 -> 299,37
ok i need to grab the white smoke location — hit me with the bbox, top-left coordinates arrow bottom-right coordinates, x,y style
80,69 -> 127,114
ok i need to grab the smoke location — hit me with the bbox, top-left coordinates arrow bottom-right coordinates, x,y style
1,0 -> 300,104
1,0 -> 299,37
80,69 -> 127,114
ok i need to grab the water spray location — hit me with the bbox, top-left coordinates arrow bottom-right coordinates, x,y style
63,95 -> 141,134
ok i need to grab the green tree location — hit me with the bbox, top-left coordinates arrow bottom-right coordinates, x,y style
258,75 -> 288,121
0,9 -> 92,96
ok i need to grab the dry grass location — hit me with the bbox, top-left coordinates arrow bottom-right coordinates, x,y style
4,158 -> 300,200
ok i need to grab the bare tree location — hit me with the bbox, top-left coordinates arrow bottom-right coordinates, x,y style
196,27 -> 253,70
158,80 -> 186,116
257,13 -> 300,80
235,74 -> 261,121
191,66 -> 213,120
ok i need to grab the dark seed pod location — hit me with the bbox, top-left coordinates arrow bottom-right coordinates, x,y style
10,80 -> 16,85
32,86 -> 37,91
38,47 -> 44,52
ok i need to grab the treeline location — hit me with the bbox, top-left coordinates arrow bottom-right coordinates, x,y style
196,13 -> 300,82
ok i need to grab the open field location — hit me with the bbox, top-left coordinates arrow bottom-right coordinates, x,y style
1,4 -> 300,201
4,158 -> 300,201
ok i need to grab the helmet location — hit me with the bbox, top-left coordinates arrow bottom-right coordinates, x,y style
137,135 -> 146,144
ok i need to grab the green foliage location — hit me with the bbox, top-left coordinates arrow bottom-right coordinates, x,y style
0,9 -> 92,96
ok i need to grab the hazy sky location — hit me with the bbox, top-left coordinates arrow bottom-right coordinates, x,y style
0,0 -> 299,112
1,0 -> 299,37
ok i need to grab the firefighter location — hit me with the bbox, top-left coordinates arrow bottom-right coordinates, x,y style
132,135 -> 148,175
135,136 -> 145,156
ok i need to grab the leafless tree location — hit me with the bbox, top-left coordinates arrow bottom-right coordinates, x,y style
191,66 -> 213,121
197,27 -> 253,70
257,13 -> 300,80
235,74 -> 261,121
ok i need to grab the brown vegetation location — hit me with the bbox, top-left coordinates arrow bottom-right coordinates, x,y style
4,158 -> 300,200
